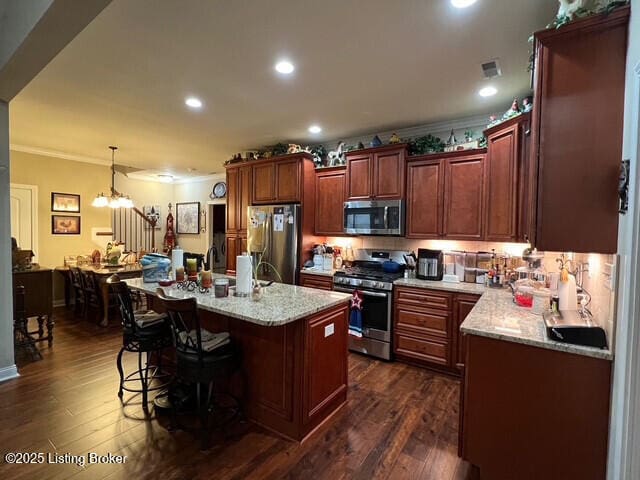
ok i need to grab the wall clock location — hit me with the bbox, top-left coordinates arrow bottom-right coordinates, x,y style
210,181 -> 227,199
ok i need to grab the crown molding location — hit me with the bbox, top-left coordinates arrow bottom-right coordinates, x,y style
10,144 -> 110,165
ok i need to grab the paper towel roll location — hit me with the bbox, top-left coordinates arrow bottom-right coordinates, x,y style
236,254 -> 253,296
171,247 -> 184,272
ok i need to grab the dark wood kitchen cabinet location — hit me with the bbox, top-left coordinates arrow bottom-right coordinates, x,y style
345,144 -> 407,200
483,113 -> 531,243
299,272 -> 333,291
406,149 -> 485,240
252,155 -> 306,204
395,286 -> 480,376
443,153 -> 485,240
530,7 -> 629,253
461,335 -> 611,480
406,158 -> 443,238
315,166 -> 346,235
452,293 -> 480,372
226,164 -> 252,274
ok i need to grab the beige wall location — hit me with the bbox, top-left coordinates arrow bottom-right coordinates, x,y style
9,149 -> 225,301
173,174 -> 225,255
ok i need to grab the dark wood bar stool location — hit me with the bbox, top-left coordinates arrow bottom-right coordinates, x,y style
107,275 -> 173,413
155,288 -> 241,449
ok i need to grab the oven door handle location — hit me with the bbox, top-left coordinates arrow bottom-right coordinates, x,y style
333,287 -> 389,298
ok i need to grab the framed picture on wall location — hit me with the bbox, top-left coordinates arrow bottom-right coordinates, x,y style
51,192 -> 80,213
176,202 -> 200,234
52,215 -> 81,235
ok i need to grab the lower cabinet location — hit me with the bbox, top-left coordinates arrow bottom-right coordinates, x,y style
394,286 -> 479,375
299,272 -> 334,291
225,234 -> 247,275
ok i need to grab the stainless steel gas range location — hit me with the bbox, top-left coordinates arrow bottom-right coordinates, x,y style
332,249 -> 407,360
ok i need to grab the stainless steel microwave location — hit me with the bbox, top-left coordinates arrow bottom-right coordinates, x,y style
343,200 -> 405,236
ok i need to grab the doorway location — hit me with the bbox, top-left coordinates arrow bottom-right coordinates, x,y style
10,183 -> 38,262
207,203 -> 226,273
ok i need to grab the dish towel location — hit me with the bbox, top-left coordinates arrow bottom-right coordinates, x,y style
349,290 -> 363,338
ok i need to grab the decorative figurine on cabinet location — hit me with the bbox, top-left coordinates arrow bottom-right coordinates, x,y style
388,132 -> 402,144
370,135 -> 382,148
328,141 -> 346,166
522,96 -> 533,113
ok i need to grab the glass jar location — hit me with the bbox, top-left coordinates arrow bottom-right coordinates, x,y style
214,278 -> 229,298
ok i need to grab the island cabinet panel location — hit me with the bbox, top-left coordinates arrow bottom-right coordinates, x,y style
461,335 -> 611,480
452,294 -> 480,372
345,153 -> 372,200
530,7 -> 628,253
302,306 -> 348,426
314,167 -> 346,235
406,158 -> 443,238
345,144 -> 407,201
299,272 -> 333,291
443,154 -> 485,240
194,302 -> 349,442
484,115 -> 527,242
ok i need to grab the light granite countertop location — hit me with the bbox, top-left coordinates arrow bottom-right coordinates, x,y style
300,267 -> 338,277
394,277 -> 612,361
394,277 -> 486,295
125,276 -> 351,327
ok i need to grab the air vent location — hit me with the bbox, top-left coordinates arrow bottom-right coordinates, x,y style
481,59 -> 502,79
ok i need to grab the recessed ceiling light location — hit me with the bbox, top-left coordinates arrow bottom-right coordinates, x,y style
479,86 -> 498,97
451,0 -> 477,8
185,97 -> 203,109
275,60 -> 295,74
308,125 -> 322,134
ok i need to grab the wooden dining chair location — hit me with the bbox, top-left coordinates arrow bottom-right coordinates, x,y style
69,267 -> 85,316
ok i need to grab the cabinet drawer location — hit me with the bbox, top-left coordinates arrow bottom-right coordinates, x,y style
395,307 -> 449,338
395,332 -> 449,366
395,287 -> 451,311
300,274 -> 333,291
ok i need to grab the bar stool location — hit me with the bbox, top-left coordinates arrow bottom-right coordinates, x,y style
107,275 -> 173,413
154,288 -> 241,449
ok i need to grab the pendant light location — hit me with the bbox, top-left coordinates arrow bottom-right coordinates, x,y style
92,146 -> 134,208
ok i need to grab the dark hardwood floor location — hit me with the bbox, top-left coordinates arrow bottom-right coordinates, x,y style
0,307 -> 475,480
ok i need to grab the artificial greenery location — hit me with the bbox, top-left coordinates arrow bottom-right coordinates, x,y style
270,143 -> 289,156
407,134 -> 446,156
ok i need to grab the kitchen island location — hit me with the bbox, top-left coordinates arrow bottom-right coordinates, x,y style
126,277 -> 351,442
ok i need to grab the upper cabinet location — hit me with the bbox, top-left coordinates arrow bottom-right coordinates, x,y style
251,154 -> 309,205
226,164 -> 252,233
530,7 -> 629,253
483,113 -> 531,243
345,145 -> 407,201
406,150 -> 486,240
315,167 -> 346,236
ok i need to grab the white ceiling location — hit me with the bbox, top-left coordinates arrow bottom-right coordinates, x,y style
9,0 -> 557,176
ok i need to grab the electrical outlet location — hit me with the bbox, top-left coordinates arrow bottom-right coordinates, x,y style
324,323 -> 335,337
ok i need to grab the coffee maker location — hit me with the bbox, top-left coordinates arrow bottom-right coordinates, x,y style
417,249 -> 443,281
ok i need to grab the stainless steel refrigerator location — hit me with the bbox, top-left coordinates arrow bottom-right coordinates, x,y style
247,204 -> 300,285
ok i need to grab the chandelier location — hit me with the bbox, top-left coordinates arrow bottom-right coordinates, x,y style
92,146 -> 134,208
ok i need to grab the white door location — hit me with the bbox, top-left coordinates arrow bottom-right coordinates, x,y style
10,184 -> 38,262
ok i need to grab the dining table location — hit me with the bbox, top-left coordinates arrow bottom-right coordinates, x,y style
55,264 -> 143,326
